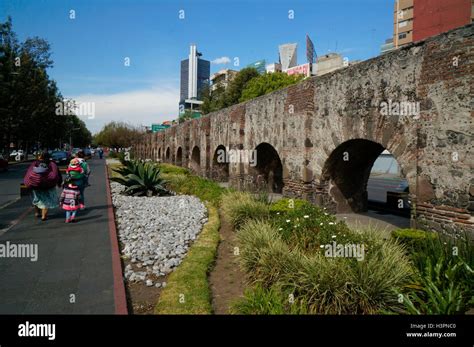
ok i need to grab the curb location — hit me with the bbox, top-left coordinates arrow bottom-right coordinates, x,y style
104,164 -> 128,315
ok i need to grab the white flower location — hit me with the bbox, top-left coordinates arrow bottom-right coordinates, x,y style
278,228 -> 283,231
276,212 -> 280,215
286,219 -> 291,223
320,222 -> 323,226
332,235 -> 336,238
320,245 -> 324,248
329,222 -> 335,225
303,215 -> 309,218
324,213 -> 328,216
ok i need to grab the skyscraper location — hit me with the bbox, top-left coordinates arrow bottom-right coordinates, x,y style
179,44 -> 210,112
278,43 -> 297,70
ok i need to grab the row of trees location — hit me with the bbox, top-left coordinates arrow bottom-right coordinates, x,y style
93,121 -> 144,149
201,67 -> 304,115
0,17 -> 91,154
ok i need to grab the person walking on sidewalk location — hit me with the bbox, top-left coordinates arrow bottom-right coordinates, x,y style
59,179 -> 81,223
66,158 -> 86,210
24,152 -> 62,221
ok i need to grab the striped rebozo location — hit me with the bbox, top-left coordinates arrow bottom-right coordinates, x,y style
24,160 -> 62,189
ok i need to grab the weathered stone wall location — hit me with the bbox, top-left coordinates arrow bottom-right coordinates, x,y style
133,24 -> 474,237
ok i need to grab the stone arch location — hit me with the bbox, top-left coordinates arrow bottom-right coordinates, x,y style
158,147 -> 161,161
252,142 -> 284,194
212,145 -> 229,182
190,146 -> 201,173
165,147 -> 170,162
176,147 -> 183,166
319,139 -> 411,215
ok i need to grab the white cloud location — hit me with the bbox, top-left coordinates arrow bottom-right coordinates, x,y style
211,56 -> 231,65
69,85 -> 179,134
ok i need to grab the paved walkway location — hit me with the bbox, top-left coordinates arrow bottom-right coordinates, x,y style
0,158 -> 126,314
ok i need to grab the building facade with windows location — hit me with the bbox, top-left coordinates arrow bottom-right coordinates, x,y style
210,69 -> 238,91
179,44 -> 210,112
392,0 -> 473,49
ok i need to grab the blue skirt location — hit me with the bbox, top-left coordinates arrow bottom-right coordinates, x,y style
32,188 -> 59,209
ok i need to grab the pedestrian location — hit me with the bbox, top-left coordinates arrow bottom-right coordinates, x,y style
66,157 -> 85,209
23,152 -> 62,221
59,178 -> 81,223
68,151 -> 90,209
98,147 -> 104,159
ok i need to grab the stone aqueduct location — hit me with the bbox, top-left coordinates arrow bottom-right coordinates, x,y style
134,25 -> 474,237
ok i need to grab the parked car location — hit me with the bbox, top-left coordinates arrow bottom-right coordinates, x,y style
51,151 -> 70,165
367,150 -> 410,209
0,154 -> 8,172
83,148 -> 92,159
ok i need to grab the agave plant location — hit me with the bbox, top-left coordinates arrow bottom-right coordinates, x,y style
111,159 -> 169,197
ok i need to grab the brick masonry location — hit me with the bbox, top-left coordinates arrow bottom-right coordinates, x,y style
134,24 -> 474,238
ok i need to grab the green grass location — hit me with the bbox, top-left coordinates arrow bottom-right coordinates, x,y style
233,219 -> 413,314
155,203 -> 220,314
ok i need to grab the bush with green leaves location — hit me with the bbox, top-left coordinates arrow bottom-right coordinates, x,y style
231,284 -> 308,315
392,228 -> 438,252
397,233 -> 474,314
111,159 -> 169,197
269,200 -> 355,252
221,191 -> 270,229
164,172 -> 225,206
236,219 -> 412,314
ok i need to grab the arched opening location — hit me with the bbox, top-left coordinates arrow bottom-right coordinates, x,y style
190,146 -> 201,173
176,147 -> 183,166
165,147 -> 170,162
320,139 -> 410,226
212,145 -> 229,182
158,147 -> 161,162
253,143 -> 283,194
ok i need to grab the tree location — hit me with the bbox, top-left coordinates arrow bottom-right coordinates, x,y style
94,122 -> 144,149
240,72 -> 305,103
0,17 -> 91,153
201,67 -> 259,115
223,67 -> 259,107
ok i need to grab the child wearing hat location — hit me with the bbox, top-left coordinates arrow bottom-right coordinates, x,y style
59,179 -> 81,223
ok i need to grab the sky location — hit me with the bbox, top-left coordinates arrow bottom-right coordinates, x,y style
1,0 -> 394,134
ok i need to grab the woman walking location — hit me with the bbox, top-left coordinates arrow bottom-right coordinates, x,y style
24,152 -> 62,221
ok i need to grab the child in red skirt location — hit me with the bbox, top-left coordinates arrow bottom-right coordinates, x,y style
59,180 -> 81,223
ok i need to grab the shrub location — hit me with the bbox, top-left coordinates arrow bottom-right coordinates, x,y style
164,172 -> 225,206
230,284 -> 308,315
392,228 -> 438,251
270,202 -> 354,252
236,220 -> 413,314
158,163 -> 190,176
397,233 -> 474,314
269,198 -> 313,214
221,191 -> 270,229
111,159 -> 169,196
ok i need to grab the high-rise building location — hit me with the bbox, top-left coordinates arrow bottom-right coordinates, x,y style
278,43 -> 298,70
392,0 -> 473,50
210,69 -> 238,91
179,44 -> 210,111
246,60 -> 267,74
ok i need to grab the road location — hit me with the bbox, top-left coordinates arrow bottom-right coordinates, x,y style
0,162 -> 31,208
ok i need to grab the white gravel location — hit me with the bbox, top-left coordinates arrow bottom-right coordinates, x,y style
110,182 -> 207,284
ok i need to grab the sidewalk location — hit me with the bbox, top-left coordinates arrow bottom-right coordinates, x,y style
0,158 -> 126,314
